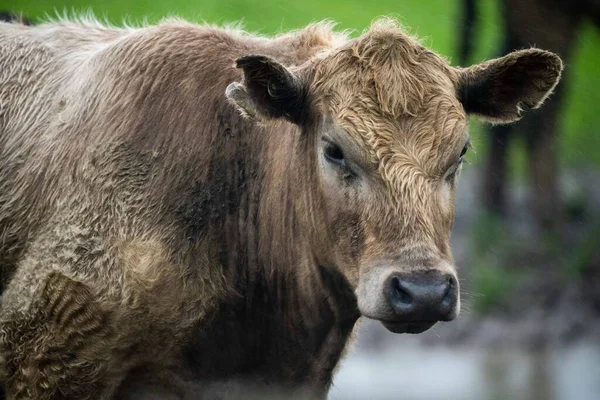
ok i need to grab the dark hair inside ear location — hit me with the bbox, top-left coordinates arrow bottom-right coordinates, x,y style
457,71 -> 497,117
457,49 -> 563,123
235,55 -> 310,124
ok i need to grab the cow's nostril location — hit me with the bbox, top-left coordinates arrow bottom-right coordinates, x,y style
391,277 -> 413,307
440,276 -> 454,310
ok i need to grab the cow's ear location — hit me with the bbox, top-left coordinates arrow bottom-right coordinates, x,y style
226,55 -> 309,124
457,49 -> 563,124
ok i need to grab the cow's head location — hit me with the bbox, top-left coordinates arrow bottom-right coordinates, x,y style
226,20 -> 562,334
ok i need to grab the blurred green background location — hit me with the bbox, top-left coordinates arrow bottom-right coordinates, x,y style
4,0 -> 600,170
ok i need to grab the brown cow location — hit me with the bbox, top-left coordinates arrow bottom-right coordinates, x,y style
0,16 -> 561,399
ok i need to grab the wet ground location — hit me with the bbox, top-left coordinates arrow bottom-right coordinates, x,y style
331,321 -> 600,400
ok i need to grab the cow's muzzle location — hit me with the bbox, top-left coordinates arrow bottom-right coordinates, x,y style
357,264 -> 460,334
380,271 -> 457,333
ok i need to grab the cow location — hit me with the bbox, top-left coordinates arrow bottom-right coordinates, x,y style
0,15 -> 562,399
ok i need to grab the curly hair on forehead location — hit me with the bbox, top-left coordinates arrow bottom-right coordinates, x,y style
313,18 -> 458,118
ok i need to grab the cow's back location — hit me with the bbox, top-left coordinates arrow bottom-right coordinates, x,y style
0,21 -> 63,292
0,20 -> 133,294
0,18 -> 337,302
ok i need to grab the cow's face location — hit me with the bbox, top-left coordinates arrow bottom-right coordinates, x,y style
227,21 -> 562,334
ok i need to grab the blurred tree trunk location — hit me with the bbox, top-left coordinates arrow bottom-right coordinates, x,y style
522,88 -> 564,230
458,0 -> 476,66
482,124 -> 512,216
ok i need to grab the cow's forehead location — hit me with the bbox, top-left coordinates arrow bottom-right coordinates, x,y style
326,98 -> 468,176
312,19 -> 459,118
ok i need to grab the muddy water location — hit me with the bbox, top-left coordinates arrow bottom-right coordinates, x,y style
330,336 -> 600,400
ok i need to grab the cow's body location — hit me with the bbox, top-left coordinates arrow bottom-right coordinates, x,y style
0,19 -> 355,398
0,16 -> 562,400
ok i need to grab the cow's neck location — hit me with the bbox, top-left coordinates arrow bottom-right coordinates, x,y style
185,244 -> 360,394
183,122 -> 360,394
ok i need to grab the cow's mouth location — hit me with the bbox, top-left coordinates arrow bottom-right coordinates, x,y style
381,320 -> 437,334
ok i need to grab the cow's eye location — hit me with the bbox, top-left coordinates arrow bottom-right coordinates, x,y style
324,142 -> 346,167
458,144 -> 468,163
446,144 -> 470,182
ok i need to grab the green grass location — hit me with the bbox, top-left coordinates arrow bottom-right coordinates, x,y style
560,21 -> 600,167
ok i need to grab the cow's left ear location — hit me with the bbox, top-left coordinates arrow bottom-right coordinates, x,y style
457,49 -> 563,124
226,55 -> 308,124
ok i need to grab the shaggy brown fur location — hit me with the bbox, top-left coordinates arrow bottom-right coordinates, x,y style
0,15 -> 561,399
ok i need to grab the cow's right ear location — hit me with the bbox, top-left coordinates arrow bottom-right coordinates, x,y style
226,55 -> 308,124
